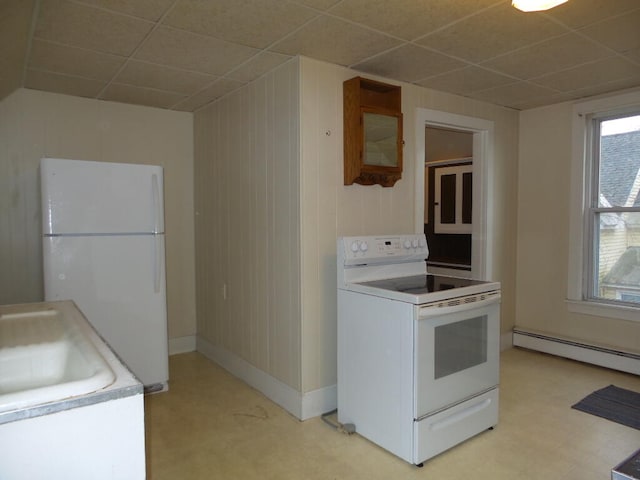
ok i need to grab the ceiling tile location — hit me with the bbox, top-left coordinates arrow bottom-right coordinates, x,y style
0,53 -> 24,100
544,0 -> 639,29
328,0 -> 501,41
623,47 -> 640,64
292,0 -> 342,10
173,78 -> 244,112
28,39 -> 126,81
75,0 -> 175,21
134,26 -> 258,76
481,33 -> 614,80
270,15 -> 401,66
579,9 -> 640,54
226,52 -> 292,83
472,81 -> 559,108
0,0 -> 35,98
114,60 -> 218,95
417,66 -> 515,95
566,77 -> 640,101
34,0 -> 155,56
1,0 -> 35,46
100,83 -> 187,109
24,69 -> 106,98
531,57 -> 640,92
163,0 -> 317,49
509,92 -> 574,110
418,3 -> 566,63
352,44 -> 466,83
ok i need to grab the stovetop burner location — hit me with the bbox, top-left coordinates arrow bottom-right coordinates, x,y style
358,274 -> 487,296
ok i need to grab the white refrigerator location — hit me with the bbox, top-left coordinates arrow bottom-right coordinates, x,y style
41,157 -> 169,392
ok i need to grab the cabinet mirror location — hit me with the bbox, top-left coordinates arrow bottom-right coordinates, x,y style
363,110 -> 401,167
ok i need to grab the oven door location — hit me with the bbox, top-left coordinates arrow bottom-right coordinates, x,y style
414,292 -> 500,419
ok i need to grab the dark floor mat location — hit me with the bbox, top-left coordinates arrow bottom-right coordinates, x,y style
572,384 -> 640,430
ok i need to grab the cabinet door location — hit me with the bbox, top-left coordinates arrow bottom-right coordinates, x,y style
434,165 -> 472,234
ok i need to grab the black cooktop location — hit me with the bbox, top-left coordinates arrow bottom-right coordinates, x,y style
358,274 -> 487,295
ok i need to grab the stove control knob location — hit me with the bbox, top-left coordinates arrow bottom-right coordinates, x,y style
359,241 -> 368,252
350,241 -> 360,253
419,237 -> 427,248
412,238 -> 419,248
403,240 -> 412,249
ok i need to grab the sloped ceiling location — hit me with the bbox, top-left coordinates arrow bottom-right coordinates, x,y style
2,0 -> 640,112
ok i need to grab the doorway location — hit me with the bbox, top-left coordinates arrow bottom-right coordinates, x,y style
424,127 -> 473,273
414,108 -> 494,280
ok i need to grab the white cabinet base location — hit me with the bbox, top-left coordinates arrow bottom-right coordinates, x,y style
0,394 -> 145,480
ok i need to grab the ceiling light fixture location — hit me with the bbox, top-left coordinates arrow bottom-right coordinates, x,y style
512,0 -> 568,12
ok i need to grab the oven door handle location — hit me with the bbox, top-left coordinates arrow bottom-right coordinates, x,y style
418,293 -> 500,318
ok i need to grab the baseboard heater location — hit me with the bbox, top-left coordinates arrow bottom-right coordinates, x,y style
513,329 -> 640,375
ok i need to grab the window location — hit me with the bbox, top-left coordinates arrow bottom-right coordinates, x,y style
587,113 -> 640,306
569,92 -> 640,319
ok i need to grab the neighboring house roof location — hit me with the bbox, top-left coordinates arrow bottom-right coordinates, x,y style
600,130 -> 640,208
602,246 -> 640,287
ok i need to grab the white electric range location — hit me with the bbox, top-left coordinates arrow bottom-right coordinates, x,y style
337,234 -> 501,466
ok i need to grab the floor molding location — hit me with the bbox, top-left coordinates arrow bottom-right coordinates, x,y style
196,337 -> 335,420
169,335 -> 196,356
513,329 -> 640,375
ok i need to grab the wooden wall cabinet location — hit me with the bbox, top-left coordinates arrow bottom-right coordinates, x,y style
343,77 -> 403,187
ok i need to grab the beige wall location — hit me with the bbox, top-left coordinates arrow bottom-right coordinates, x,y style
299,57 -> 519,394
194,59 -> 302,390
517,102 -> 640,352
0,88 -> 196,342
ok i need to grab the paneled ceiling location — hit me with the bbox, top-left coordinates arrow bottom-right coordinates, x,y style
2,0 -> 640,112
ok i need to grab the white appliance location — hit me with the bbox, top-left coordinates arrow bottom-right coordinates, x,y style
337,234 -> 500,466
41,158 -> 169,392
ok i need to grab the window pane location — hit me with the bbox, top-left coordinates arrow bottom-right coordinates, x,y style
462,171 -> 472,224
594,211 -> 640,304
598,114 -> 640,208
440,174 -> 456,224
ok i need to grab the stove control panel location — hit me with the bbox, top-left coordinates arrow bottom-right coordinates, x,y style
339,234 -> 428,266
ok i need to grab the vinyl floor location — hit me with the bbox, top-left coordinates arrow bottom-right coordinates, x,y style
145,347 -> 640,479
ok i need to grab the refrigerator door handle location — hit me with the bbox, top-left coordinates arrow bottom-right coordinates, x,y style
153,236 -> 162,294
152,173 -> 161,234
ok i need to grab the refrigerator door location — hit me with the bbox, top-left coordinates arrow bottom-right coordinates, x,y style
43,234 -> 168,387
41,158 -> 164,235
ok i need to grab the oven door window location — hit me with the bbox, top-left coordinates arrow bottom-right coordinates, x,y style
435,316 -> 487,379
414,300 -> 499,418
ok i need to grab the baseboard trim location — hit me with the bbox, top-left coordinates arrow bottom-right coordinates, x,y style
301,384 -> 337,421
500,331 -> 513,351
513,329 -> 640,375
169,335 -> 196,355
196,337 -> 335,420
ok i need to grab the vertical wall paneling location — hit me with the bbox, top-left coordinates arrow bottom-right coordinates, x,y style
194,59 -> 301,391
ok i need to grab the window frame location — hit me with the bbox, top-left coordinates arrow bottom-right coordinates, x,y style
568,90 -> 640,322
584,112 -> 640,306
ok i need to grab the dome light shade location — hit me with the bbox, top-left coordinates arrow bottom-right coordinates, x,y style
512,0 -> 568,12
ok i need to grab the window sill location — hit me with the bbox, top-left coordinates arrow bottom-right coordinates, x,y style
566,299 -> 640,322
